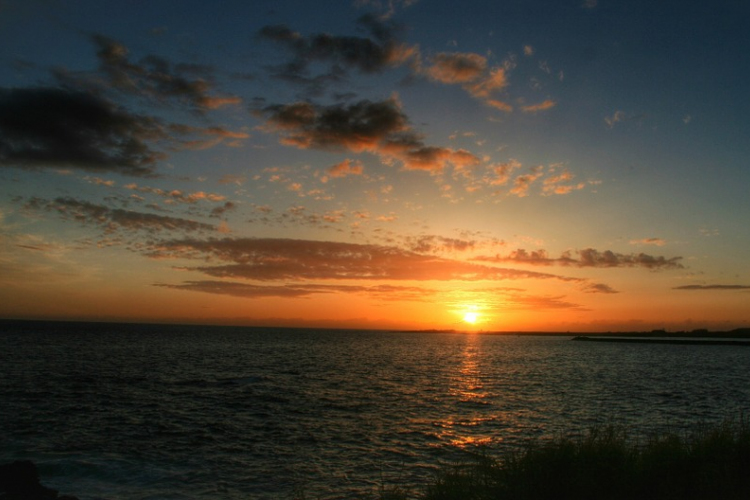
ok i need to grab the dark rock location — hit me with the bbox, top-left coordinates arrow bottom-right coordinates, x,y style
0,461 -> 79,500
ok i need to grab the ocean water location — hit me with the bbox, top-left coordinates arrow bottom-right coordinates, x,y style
1,321 -> 749,499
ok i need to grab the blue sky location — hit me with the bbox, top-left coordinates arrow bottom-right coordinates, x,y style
1,0 -> 748,330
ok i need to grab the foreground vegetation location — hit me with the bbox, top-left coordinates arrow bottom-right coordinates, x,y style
412,420 -> 750,500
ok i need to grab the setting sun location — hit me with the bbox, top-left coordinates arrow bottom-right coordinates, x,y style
462,312 -> 479,325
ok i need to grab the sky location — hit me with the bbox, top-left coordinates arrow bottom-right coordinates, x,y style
1,0 -> 749,332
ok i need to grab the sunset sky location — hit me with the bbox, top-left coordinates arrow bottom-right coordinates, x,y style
1,0 -> 748,331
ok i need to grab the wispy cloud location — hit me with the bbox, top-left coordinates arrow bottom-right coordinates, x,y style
258,14 -> 417,90
582,283 -> 619,294
479,248 -> 684,269
154,280 -> 438,301
674,284 -> 750,290
521,99 -> 556,113
630,237 -> 667,246
90,34 -> 241,111
405,234 -> 476,254
25,197 -> 216,234
123,183 -> 227,204
146,237 -> 581,282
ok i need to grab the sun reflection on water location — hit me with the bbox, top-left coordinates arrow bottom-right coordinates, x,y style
435,335 -> 503,450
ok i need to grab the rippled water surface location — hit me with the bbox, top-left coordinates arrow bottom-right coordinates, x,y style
2,321 -> 749,499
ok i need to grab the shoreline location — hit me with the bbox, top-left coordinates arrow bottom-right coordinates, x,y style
571,335 -> 750,346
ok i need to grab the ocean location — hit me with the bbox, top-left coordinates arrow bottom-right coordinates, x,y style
1,320 -> 749,499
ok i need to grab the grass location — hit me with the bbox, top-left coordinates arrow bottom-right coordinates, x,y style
420,419 -> 750,500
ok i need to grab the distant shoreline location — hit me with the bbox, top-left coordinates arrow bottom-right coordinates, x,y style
2,318 -> 749,339
571,335 -> 750,346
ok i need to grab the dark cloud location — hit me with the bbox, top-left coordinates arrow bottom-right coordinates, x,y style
582,283 -> 619,294
259,98 -> 480,172
210,201 -> 237,218
406,235 -> 476,254
674,284 -> 750,290
146,237 -> 580,282
258,14 -> 413,77
154,280 -> 319,298
480,248 -> 684,270
28,197 -> 215,233
91,34 -> 241,111
0,87 -> 166,176
154,280 -> 438,301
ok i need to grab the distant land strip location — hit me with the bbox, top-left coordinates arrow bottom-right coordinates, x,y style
571,336 -> 750,346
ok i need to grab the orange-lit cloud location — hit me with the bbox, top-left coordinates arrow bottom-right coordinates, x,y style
486,99 -> 513,112
542,168 -> 587,195
328,159 -> 365,178
123,184 -> 226,204
426,52 -> 487,84
148,237 -> 581,282
465,67 -> 509,99
521,99 -> 556,113
510,166 -> 544,197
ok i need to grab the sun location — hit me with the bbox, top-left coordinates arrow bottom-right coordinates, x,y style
462,312 -> 479,325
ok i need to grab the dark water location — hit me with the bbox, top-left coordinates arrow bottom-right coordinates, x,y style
1,321 -> 749,499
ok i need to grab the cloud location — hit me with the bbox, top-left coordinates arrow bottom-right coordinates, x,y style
123,183 -> 227,204
146,237 -> 579,282
259,97 -> 480,173
465,67 -> 509,99
91,34 -> 241,111
218,174 -> 246,185
485,99 -> 513,113
173,125 -> 250,150
154,280 -> 438,301
480,248 -> 684,269
155,280 -> 321,298
605,110 -> 626,128
582,283 -> 619,294
0,87 -> 166,176
258,14 -> 416,82
630,237 -> 666,246
673,285 -> 750,290
473,287 -> 586,310
541,168 -> 587,195
405,235 -> 476,254
210,202 -> 236,218
426,52 -> 487,84
355,0 -> 420,18
27,197 -> 215,234
328,159 -> 364,178
510,166 -> 544,197
487,159 -> 522,186
521,99 -> 556,113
